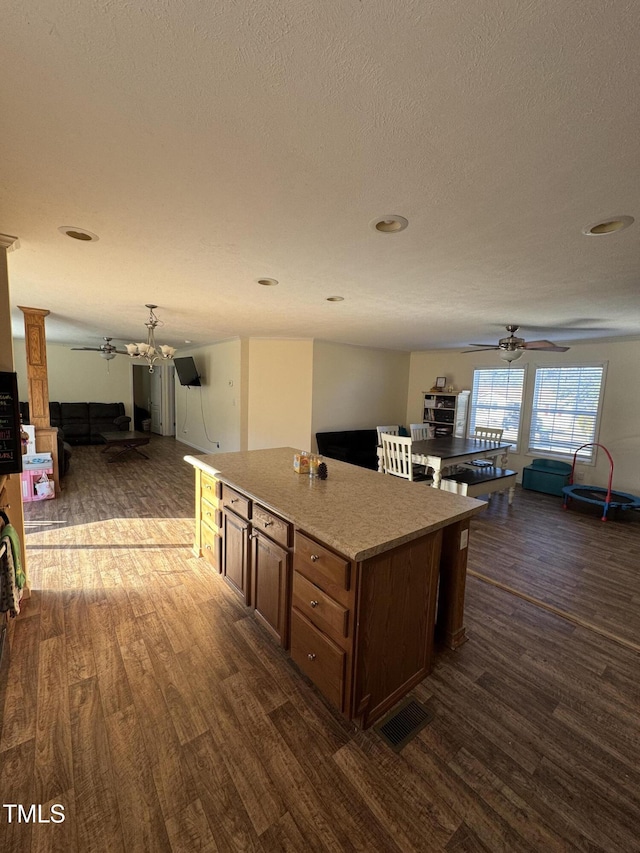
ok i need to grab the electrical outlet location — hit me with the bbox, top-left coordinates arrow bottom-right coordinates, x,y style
215,442 -> 220,448
575,471 -> 584,482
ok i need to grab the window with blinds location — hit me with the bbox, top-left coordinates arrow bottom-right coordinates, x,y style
469,367 -> 526,451
529,365 -> 606,461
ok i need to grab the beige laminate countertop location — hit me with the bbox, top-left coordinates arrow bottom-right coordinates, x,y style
185,447 -> 486,561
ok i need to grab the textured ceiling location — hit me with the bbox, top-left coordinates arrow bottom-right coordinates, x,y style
2,0 -> 639,352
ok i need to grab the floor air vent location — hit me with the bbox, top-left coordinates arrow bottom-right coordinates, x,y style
375,697 -> 434,751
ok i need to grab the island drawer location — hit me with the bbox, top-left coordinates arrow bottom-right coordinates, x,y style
221,484 -> 251,520
201,471 -> 220,501
253,504 -> 292,548
292,571 -> 349,642
200,523 -> 221,571
290,609 -> 345,711
201,497 -> 221,533
294,532 -> 351,595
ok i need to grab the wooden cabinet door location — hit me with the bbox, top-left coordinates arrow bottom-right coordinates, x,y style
223,509 -> 250,604
251,531 -> 290,647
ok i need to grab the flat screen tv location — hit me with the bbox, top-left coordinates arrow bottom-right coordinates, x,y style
174,356 -> 201,387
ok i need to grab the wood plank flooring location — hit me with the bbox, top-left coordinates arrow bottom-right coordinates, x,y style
1,438 -> 639,852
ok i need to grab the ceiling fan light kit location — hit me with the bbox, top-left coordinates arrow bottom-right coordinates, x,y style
125,304 -> 177,373
499,349 -> 524,362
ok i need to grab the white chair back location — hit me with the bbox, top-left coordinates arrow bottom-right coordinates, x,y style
409,423 -> 431,441
376,425 -> 399,445
381,433 -> 414,480
474,426 -> 504,441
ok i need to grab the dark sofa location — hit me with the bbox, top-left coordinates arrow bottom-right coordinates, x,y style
20,402 -> 131,446
316,429 -> 378,471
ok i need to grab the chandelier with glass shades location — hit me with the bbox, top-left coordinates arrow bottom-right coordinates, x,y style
125,304 -> 177,373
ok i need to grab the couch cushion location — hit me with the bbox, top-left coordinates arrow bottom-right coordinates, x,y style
49,401 -> 61,427
58,403 -> 89,444
88,402 -> 128,440
88,402 -> 125,422
61,402 -> 90,422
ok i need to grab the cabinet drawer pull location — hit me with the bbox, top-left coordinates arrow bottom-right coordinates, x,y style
205,545 -> 211,551
310,600 -> 319,608
263,520 -> 273,527
307,653 -> 316,661
249,532 -> 258,540
205,511 -> 212,517
205,484 -> 212,490
230,498 -> 239,504
310,554 -> 320,562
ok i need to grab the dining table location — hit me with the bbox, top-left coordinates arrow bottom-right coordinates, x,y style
378,435 -> 512,489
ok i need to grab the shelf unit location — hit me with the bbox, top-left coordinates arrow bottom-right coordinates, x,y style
422,390 -> 470,438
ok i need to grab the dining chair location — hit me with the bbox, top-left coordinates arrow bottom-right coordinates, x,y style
474,426 -> 504,441
409,423 -> 431,441
465,425 -> 505,475
376,425 -> 399,445
381,434 -> 431,482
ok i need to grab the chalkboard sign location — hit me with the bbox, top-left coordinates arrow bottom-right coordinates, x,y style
0,372 -> 22,475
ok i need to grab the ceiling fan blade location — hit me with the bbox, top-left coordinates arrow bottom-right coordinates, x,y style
71,347 -> 101,351
463,346 -> 500,352
522,340 -> 570,351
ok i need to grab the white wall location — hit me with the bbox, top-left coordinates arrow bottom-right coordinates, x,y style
247,339 -> 314,451
174,339 -> 243,454
177,337 -> 409,456
311,340 -> 410,441
408,339 -> 640,493
13,340 -> 132,417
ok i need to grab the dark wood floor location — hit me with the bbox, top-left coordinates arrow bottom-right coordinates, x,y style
1,438 -> 639,852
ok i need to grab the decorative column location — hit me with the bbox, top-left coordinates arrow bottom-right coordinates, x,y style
18,306 -> 60,495
0,234 -> 28,593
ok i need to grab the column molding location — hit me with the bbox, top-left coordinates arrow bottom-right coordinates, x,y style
18,305 -> 60,495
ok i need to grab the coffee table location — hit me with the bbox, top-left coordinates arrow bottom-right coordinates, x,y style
100,430 -> 150,462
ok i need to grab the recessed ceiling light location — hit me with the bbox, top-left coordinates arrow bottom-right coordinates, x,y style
184,340 -> 192,344
582,216 -> 634,236
326,296 -> 344,302
370,215 -> 409,233
58,225 -> 99,241
257,278 -> 279,286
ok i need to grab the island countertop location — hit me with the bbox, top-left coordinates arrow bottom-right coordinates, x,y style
185,447 -> 486,561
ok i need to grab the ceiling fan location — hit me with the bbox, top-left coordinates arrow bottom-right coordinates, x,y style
71,337 -> 128,360
463,325 -> 570,362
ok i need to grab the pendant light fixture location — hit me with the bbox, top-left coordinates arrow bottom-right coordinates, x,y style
125,304 -> 177,373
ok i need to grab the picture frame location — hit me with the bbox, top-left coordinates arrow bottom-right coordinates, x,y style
435,376 -> 446,390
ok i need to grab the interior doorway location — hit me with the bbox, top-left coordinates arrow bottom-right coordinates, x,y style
131,363 -> 176,436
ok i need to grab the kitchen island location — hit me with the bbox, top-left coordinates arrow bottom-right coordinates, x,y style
185,447 -> 486,728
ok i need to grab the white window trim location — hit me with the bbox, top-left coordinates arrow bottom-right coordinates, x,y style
526,361 -> 608,466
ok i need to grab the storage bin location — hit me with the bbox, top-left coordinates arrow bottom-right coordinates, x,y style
522,458 -> 572,496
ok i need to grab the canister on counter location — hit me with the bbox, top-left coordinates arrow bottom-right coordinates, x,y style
293,450 -> 310,474
308,453 -> 322,477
